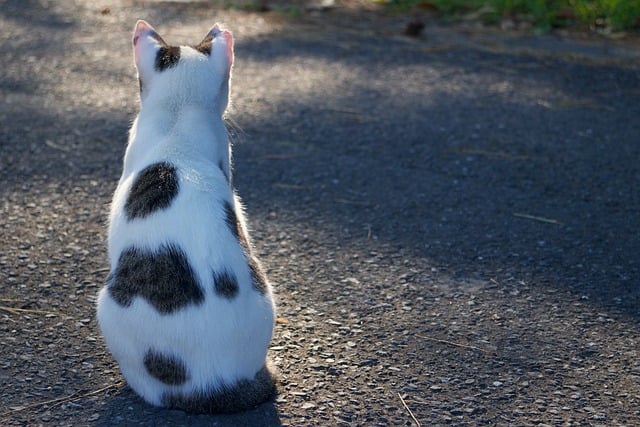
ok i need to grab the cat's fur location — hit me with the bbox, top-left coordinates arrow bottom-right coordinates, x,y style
96,20 -> 277,414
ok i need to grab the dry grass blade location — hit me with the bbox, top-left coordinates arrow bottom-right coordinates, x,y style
451,148 -> 538,161
0,306 -> 59,316
322,108 -> 373,122
513,212 -> 562,225
335,198 -> 369,206
417,334 -> 493,354
397,392 -> 421,427
44,139 -> 70,152
272,183 -> 308,190
0,382 -> 126,418
260,153 -> 307,160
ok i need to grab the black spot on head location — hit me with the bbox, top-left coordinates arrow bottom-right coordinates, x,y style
162,364 -> 277,414
155,45 -> 181,71
125,162 -> 179,221
144,349 -> 189,385
108,244 -> 204,314
193,34 -> 213,56
213,270 -> 239,299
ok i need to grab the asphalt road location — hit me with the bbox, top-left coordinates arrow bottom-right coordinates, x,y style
1,0 -> 639,425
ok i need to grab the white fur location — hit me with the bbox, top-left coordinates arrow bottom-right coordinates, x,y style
97,21 -> 275,408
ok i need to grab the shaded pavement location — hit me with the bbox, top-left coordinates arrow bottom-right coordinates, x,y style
1,0 -> 639,425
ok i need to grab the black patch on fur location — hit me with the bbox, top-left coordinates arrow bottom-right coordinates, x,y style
248,257 -> 268,295
108,244 -> 204,314
223,201 -> 248,248
144,349 -> 189,385
223,201 -> 240,238
223,201 -> 268,295
213,270 -> 239,299
162,365 -> 278,414
193,34 -> 213,56
155,45 -> 181,71
125,162 -> 179,220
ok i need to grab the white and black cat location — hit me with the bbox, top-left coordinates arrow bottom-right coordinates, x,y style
96,20 -> 277,414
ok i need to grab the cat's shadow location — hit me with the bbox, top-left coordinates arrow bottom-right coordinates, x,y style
95,384 -> 283,427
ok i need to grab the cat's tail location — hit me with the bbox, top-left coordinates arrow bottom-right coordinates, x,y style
162,362 -> 278,414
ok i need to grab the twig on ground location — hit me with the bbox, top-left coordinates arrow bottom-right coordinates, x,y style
44,139 -> 70,152
0,306 -> 59,316
397,392 -> 421,427
451,148 -> 537,161
417,334 -> 492,354
322,108 -> 373,122
0,381 -> 125,418
335,198 -> 369,206
272,183 -> 308,190
513,212 -> 562,225
260,153 -> 307,160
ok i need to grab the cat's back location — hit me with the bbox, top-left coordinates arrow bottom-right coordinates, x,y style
101,153 -> 274,408
109,154 -> 232,250
97,20 -> 276,414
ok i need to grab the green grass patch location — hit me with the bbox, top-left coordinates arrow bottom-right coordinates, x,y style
382,0 -> 640,31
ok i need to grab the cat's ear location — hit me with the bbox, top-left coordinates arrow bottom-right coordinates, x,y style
205,25 -> 233,114
199,24 -> 234,74
132,20 -> 168,71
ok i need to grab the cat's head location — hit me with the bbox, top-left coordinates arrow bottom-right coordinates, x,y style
132,20 -> 233,116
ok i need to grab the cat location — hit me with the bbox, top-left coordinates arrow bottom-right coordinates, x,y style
96,20 -> 277,414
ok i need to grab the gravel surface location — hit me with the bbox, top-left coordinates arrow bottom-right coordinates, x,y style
1,0 -> 639,425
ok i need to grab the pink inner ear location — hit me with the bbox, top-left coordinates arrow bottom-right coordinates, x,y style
133,20 -> 156,46
221,29 -> 234,69
133,20 -> 158,67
